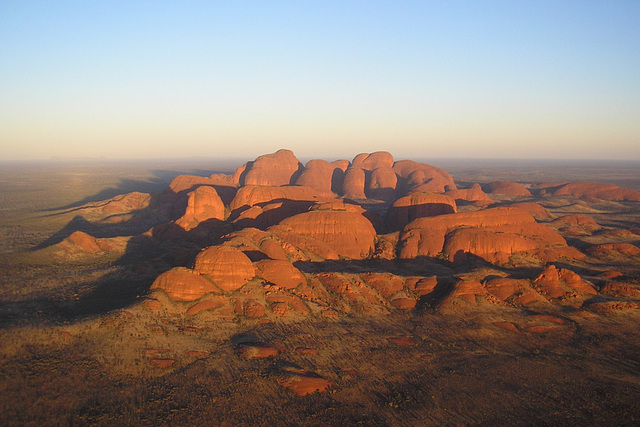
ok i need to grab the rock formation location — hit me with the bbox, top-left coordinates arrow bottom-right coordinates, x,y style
50,149 -> 640,323
150,267 -> 220,301
193,246 -> 256,292
485,181 -> 532,197
385,192 -> 457,231
241,149 -> 303,187
552,182 -> 640,201
175,186 -> 225,231
271,203 -> 377,259
398,207 -> 582,264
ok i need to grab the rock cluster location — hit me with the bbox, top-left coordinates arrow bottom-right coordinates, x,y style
54,149 -> 639,321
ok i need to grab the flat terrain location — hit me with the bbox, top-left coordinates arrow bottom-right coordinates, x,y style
1,158 -> 639,426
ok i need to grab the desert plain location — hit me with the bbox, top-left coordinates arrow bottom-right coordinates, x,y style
1,151 -> 640,426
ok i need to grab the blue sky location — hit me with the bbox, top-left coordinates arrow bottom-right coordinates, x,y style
1,1 -> 639,161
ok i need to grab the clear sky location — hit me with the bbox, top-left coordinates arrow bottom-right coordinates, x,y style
1,1 -> 639,161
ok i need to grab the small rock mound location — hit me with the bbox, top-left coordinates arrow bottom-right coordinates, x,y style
62,231 -> 102,254
485,181 -> 532,197
274,363 -> 333,396
445,184 -> 492,206
150,267 -> 220,302
550,214 -> 602,236
194,246 -> 256,292
255,259 -> 307,289
552,182 -> 640,201
587,243 -> 640,257
532,265 -> 597,302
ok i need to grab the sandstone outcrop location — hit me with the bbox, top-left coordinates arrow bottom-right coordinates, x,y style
393,160 -> 456,193
342,167 -> 367,199
193,246 -> 255,292
398,207 -> 581,264
175,186 -> 225,231
532,265 -> 597,300
63,231 -> 102,254
294,159 -> 346,194
352,151 -> 395,171
445,184 -> 492,205
508,202 -> 552,220
366,166 -> 398,201
586,243 -> 640,257
255,259 -> 307,289
241,149 -> 302,187
229,185 -> 330,212
550,214 -> 602,236
58,231 -> 130,254
385,193 -> 457,231
271,206 -> 376,259
552,182 -> 640,201
485,181 -> 531,197
150,267 -> 220,301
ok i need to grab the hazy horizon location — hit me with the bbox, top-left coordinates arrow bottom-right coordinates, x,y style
2,1 -> 639,161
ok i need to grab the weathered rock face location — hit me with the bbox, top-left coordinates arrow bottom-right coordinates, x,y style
57,231 -> 130,254
445,184 -> 492,205
169,174 -> 237,197
385,193 -> 457,231
587,243 -> 640,257
552,182 -> 640,201
255,259 -> 307,289
294,159 -> 345,195
550,214 -> 602,236
485,181 -> 532,197
150,267 -> 220,301
508,202 -> 552,220
175,186 -> 225,231
366,166 -> 398,201
393,160 -> 457,193
352,151 -> 394,171
532,265 -> 597,300
272,208 -> 376,259
342,167 -> 367,199
242,149 -> 303,187
194,246 -> 256,292
484,277 -> 544,305
229,185 -> 330,212
64,231 -> 102,254
398,207 -> 580,264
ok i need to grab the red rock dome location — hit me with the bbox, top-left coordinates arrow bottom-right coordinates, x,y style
193,246 -> 256,292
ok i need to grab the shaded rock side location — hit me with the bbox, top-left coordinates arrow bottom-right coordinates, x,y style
229,185 -> 332,212
294,159 -> 347,195
385,192 -> 457,231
